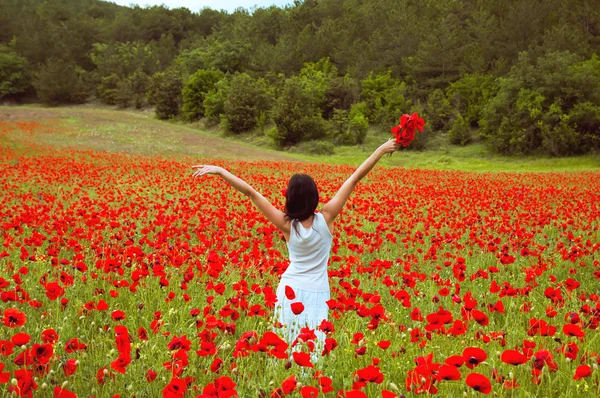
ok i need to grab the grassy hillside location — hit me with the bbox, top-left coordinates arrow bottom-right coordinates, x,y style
2,105 -> 599,172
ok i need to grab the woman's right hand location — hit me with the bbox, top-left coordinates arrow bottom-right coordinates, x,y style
377,139 -> 401,155
191,165 -> 225,177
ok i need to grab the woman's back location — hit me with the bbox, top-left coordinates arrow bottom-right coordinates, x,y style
281,212 -> 333,292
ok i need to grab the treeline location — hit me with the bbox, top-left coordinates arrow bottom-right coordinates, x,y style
1,0 -> 599,156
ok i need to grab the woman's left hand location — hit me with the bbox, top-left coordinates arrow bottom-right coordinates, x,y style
191,165 -> 225,177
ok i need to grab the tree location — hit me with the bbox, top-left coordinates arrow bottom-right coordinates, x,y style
271,76 -> 326,147
33,58 -> 89,106
181,69 -> 225,121
223,73 -> 272,133
149,71 -> 183,120
0,45 -> 29,99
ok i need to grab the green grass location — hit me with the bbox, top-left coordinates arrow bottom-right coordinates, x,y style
2,105 -> 599,172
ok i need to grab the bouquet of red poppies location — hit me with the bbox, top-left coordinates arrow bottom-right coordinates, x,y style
391,112 -> 425,147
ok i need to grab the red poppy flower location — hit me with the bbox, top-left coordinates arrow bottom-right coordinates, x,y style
466,373 -> 492,394
31,343 -> 53,365
281,374 -> 297,394
285,285 -> 296,300
501,350 -> 528,365
110,352 -> 131,374
563,324 -> 585,338
437,364 -> 461,381
463,347 -> 487,369
3,308 -> 26,328
300,385 -> 319,398
11,332 -> 30,346
163,377 -> 187,398
573,365 -> 592,380
41,329 -> 59,344
146,369 -> 157,382
292,351 -> 314,368
44,282 -> 65,301
111,310 -> 126,321
291,302 -> 304,315
63,359 -> 78,376
54,386 -> 77,398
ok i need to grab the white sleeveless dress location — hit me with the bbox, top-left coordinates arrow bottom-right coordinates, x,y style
275,212 -> 333,350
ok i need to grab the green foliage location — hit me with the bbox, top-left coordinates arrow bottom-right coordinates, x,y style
223,73 -> 273,133
272,76 -> 326,147
149,71 -> 183,120
203,79 -> 231,124
33,58 -> 89,106
322,75 -> 359,119
0,45 -> 29,99
181,69 -> 225,121
360,71 -> 411,126
480,51 -> 600,156
448,113 -> 472,146
98,74 -> 121,105
426,89 -> 453,133
446,74 -> 499,126
330,106 -> 369,146
128,69 -> 150,109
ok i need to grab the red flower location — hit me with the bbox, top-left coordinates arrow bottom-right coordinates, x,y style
31,343 -> 54,365
437,364 -> 461,381
111,310 -> 126,321
163,377 -> 187,398
65,338 -> 87,353
391,112 -> 426,146
44,282 -> 65,301
291,302 -> 304,315
110,352 -> 131,374
200,376 -> 237,397
563,324 -> 585,338
54,386 -> 77,398
146,369 -> 157,382
466,373 -> 492,394
463,347 -> 487,369
300,385 -> 319,398
377,340 -> 391,349
292,351 -> 314,368
3,308 -> 26,328
501,350 -> 528,365
281,374 -> 297,394
11,332 -> 30,346
41,329 -> 59,345
285,285 -> 296,300
573,365 -> 592,380
63,359 -> 78,376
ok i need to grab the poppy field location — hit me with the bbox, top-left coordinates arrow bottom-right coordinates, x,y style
1,119 -> 600,398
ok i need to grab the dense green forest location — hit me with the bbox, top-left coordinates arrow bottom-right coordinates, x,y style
1,0 -> 599,156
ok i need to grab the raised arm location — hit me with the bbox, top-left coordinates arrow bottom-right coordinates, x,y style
321,139 -> 399,227
191,165 -> 288,233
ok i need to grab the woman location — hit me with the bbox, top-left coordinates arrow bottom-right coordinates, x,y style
192,139 -> 400,358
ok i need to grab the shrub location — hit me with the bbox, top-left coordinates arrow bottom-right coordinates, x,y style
446,74 -> 499,126
98,74 -> 120,105
330,107 -> 369,145
272,76 -> 326,147
480,51 -> 600,156
0,45 -> 29,99
150,71 -> 183,120
33,58 -> 89,106
223,73 -> 272,133
448,113 -> 472,146
181,69 -> 225,121
203,79 -> 231,123
426,89 -> 453,133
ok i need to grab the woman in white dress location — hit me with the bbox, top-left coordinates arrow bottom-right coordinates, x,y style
192,139 -> 400,359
